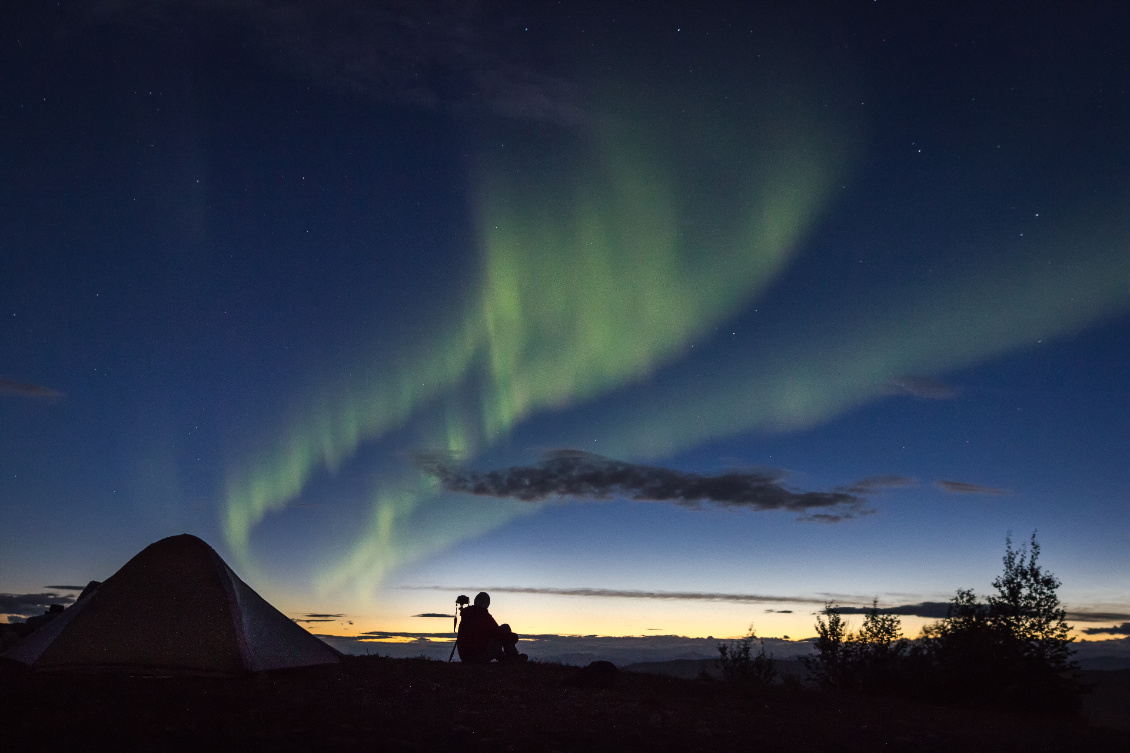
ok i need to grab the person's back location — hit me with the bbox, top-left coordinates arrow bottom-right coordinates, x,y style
456,603 -> 499,662
456,592 -> 526,664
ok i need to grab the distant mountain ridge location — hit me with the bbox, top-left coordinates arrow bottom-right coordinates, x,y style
321,632 -> 1130,670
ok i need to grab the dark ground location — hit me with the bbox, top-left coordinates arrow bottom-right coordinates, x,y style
624,658 -> 1130,732
1,656 -> 1126,752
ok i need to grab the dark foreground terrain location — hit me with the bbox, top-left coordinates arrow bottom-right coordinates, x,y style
1,656 -> 1126,752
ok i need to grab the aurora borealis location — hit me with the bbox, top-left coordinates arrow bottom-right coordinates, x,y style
222,36 -> 856,596
3,2 -> 1129,650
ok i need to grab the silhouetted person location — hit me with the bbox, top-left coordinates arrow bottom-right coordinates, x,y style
456,592 -> 527,664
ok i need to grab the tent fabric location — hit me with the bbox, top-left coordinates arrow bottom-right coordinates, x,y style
2,534 -> 340,674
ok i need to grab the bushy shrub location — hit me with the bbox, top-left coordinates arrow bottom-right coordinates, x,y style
917,533 -> 1080,714
851,601 -> 908,693
799,533 -> 1078,715
801,603 -> 850,690
802,601 -> 906,693
717,625 -> 776,692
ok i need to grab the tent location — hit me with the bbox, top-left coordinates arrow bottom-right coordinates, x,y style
2,534 -> 341,674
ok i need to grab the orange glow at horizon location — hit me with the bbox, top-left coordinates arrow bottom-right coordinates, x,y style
281,588 -> 1125,646
297,594 -> 948,644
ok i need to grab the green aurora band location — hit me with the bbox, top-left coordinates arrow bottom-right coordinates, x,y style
561,205 -> 1130,460
222,66 -> 854,594
222,63 -> 1130,601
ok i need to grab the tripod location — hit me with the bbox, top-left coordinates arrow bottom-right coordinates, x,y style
447,594 -> 470,662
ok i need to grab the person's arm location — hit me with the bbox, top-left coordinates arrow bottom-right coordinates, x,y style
484,611 -> 505,638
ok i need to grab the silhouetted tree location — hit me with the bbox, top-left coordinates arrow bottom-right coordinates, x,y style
850,600 -> 908,694
988,533 -> 1075,673
802,603 -> 850,689
717,625 -> 776,692
916,588 -> 998,704
918,533 -> 1079,713
803,601 -> 907,693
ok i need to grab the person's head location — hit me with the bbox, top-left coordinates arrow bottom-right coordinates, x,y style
474,592 -> 490,608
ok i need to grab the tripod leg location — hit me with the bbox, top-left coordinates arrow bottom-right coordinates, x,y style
448,605 -> 461,662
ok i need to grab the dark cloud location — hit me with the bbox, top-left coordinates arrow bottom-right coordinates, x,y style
1068,611 -> 1130,623
0,377 -> 64,400
831,603 -> 1130,622
402,585 -> 831,606
1082,622 -> 1130,636
417,450 -> 875,521
889,375 -> 959,400
413,613 -> 454,618
935,480 -> 1010,495
360,631 -> 446,640
802,511 -> 871,524
403,584 -> 1130,628
840,476 -> 917,495
835,602 -> 953,619
0,593 -> 75,617
88,0 -> 588,126
44,585 -> 87,591
291,612 -> 345,623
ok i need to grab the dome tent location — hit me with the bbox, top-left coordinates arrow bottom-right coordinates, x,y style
2,534 -> 340,674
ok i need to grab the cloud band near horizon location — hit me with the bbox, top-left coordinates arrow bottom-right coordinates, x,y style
399,586 -> 1130,623
0,592 -> 75,618
402,585 -> 843,606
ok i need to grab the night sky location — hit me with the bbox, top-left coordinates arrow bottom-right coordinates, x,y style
3,1 -> 1129,650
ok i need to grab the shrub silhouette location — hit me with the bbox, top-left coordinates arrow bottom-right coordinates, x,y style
917,533 -> 1080,713
801,603 -> 850,690
851,600 -> 908,694
802,534 -> 1079,714
802,601 -> 906,693
717,625 -> 776,692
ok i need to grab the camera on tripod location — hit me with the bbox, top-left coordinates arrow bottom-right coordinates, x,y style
448,594 -> 471,661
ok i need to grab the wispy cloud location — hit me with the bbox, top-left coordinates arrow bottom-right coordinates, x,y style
1082,622 -> 1130,636
835,602 -> 953,619
889,375 -> 958,400
935,480 -> 1011,495
417,450 -> 879,521
830,603 -> 1130,622
44,585 -> 87,591
803,512 -> 869,524
840,476 -> 917,494
1069,611 -> 1130,623
292,612 -> 347,623
413,613 -> 454,618
0,592 -> 75,618
400,587 -> 1130,627
0,377 -> 64,400
88,1 -> 588,126
402,585 -> 834,606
